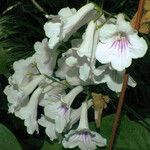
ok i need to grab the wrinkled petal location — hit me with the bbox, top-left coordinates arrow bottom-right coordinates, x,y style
117,14 -> 134,34
13,56 -> 38,86
91,131 -> 107,147
15,87 -> 43,134
58,7 -> 76,21
34,38 -> 58,75
38,116 -> 57,141
44,102 -> 60,119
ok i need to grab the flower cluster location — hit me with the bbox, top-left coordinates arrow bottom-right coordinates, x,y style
4,2 -> 147,150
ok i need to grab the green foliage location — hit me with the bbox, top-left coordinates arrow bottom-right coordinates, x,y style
100,114 -> 150,150
0,49 -> 8,74
0,123 -> 22,150
41,140 -> 63,150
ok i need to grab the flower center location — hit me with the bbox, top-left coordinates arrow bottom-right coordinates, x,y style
78,131 -> 91,144
111,33 -> 131,53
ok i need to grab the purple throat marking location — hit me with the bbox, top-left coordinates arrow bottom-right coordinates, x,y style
111,36 -> 131,53
58,104 -> 68,115
78,131 -> 91,144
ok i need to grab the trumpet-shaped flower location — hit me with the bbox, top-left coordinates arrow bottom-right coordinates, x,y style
96,14 -> 148,71
44,86 -> 83,133
4,75 -> 45,113
44,3 -> 96,49
62,102 -> 106,150
15,87 -> 43,134
34,38 -> 58,75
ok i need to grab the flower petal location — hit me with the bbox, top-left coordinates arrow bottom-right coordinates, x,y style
117,14 -> 134,34
91,131 -> 107,147
111,47 -> 132,71
66,56 -> 78,67
79,63 -> 90,81
95,38 -> 114,64
99,24 -> 117,39
34,38 -> 58,75
128,33 -> 148,59
44,22 -> 61,49
63,133 -> 79,148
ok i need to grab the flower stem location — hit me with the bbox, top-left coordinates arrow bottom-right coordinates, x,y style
134,0 -> 145,30
108,74 -> 128,150
30,0 -> 48,17
108,1 -> 145,149
44,74 -> 70,88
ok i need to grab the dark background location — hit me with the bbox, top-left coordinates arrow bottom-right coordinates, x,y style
0,0 -> 150,149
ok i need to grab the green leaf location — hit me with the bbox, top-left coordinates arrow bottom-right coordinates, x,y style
0,123 -> 22,150
41,140 -> 79,150
99,114 -> 150,150
0,49 -> 8,74
41,140 -> 62,150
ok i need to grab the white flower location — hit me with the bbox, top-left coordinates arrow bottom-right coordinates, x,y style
15,87 -> 43,134
75,20 -> 97,59
55,57 -> 71,79
44,86 -> 83,133
79,63 -> 91,81
69,99 -> 93,129
12,56 -> 39,86
93,65 -> 136,92
4,75 -> 44,113
39,79 -> 66,106
96,13 -> 148,71
34,38 -> 58,75
38,115 -> 57,141
44,3 -> 96,49
55,21 -> 99,85
62,102 -> 106,150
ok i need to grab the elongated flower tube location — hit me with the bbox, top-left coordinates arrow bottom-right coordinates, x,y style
44,86 -> 83,133
44,3 -> 97,49
62,102 -> 106,150
4,75 -> 45,113
15,87 -> 43,134
34,38 -> 58,75
96,14 -> 148,71
75,20 -> 96,58
69,99 -> 93,130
